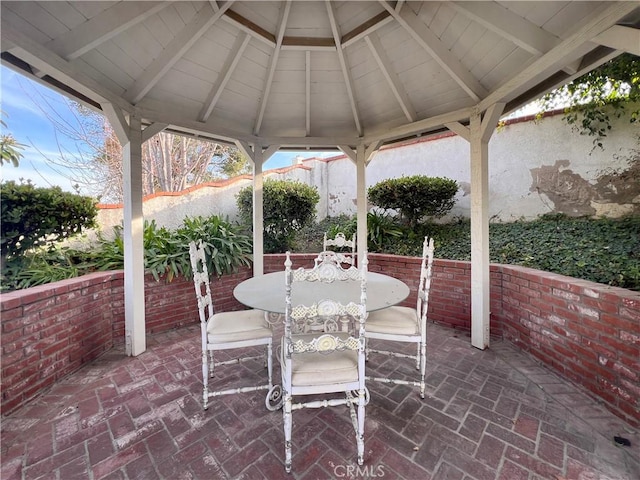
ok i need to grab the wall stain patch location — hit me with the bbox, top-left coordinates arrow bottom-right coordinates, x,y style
529,152 -> 640,217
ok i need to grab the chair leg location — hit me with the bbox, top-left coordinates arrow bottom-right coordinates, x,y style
267,342 -> 273,389
415,343 -> 420,370
357,389 -> 365,466
202,350 -> 209,410
419,341 -> 427,399
209,351 -> 215,377
283,394 -> 293,473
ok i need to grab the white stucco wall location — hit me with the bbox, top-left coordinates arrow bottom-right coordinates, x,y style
96,109 -> 639,234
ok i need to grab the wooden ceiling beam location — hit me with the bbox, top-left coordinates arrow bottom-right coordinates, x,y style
199,32 -> 250,122
593,25 -> 640,56
450,1 -> 560,56
479,2 -> 638,112
365,32 -> 416,122
47,2 -> 171,61
381,1 -> 488,102
124,2 -> 232,104
326,0 -> 362,136
253,0 -> 292,136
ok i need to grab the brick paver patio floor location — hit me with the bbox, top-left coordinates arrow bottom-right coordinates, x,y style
2,322 -> 638,479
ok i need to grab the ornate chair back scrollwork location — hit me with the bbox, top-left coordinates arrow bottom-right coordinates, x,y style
364,236 -> 435,398
323,231 -> 357,266
272,250 -> 368,473
188,240 -> 273,410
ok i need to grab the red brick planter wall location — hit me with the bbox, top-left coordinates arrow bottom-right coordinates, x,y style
1,267 -> 252,415
493,264 -> 640,426
1,272 -> 121,414
2,256 -> 638,425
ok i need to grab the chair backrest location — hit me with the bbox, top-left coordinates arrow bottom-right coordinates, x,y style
416,237 -> 435,329
189,240 -> 215,325
323,232 -> 356,266
284,251 -> 367,357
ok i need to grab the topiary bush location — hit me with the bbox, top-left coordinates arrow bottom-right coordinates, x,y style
236,179 -> 320,253
368,175 -> 458,228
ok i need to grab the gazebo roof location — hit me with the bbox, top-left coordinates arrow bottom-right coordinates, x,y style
2,1 -> 638,150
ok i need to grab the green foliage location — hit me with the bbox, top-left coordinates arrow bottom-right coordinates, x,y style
2,215 -> 253,291
366,215 -> 638,291
368,175 -> 458,228
541,53 -> 640,149
366,212 -> 403,252
237,179 -> 320,252
1,180 -> 97,262
1,113 -> 26,167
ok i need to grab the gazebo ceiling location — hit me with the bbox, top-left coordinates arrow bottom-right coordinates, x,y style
2,1 -> 638,149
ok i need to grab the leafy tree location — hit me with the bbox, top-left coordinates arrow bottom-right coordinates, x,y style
1,180 -> 97,275
16,85 -> 249,201
540,53 -> 639,148
368,175 -> 458,228
220,149 -> 252,178
236,179 -> 320,252
1,113 -> 25,167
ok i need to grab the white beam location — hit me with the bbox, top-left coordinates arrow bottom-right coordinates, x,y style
479,2 -> 639,111
481,103 -> 505,143
450,1 -> 560,56
1,23 -> 132,112
365,33 -> 417,122
364,107 -> 472,144
101,102 -> 130,145
469,108 -> 490,350
306,50 -> 311,136
199,33 -> 251,122
47,2 -> 170,60
253,148 -> 265,276
124,2 -> 232,104
445,122 -> 470,142
338,145 -> 357,164
355,144 -> 367,261
122,115 -> 146,356
235,140 -> 255,162
365,140 -> 382,165
260,135 -> 360,147
262,144 -> 281,162
381,2 -> 488,102
341,15 -> 394,49
326,0 -> 363,136
593,25 -> 640,56
141,123 -> 168,143
253,1 -> 291,135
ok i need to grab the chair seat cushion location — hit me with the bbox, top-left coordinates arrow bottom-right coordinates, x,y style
366,306 -> 419,335
207,310 -> 271,344
281,335 -> 359,386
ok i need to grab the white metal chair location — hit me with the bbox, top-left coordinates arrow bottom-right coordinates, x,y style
188,240 -> 273,410
365,236 -> 435,398
270,251 -> 368,473
323,232 -> 356,266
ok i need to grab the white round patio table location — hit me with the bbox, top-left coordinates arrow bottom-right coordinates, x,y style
233,271 -> 410,314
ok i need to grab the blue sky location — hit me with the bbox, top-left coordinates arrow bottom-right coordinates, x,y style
0,65 -> 334,196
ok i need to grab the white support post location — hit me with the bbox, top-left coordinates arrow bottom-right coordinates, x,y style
469,109 -> 489,349
122,115 -> 146,356
355,144 -> 367,261
252,148 -> 264,276
468,103 -> 504,350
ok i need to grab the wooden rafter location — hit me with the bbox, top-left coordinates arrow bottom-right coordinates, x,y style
450,1 -> 560,56
593,25 -> 640,56
124,2 -> 232,104
199,32 -> 251,122
47,2 -> 171,60
253,0 -> 292,136
326,0 -> 362,136
306,50 -> 311,136
365,32 -> 416,122
380,1 -> 488,102
479,2 -> 638,111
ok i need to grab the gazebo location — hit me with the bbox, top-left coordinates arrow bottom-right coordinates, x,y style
2,1 -> 638,356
